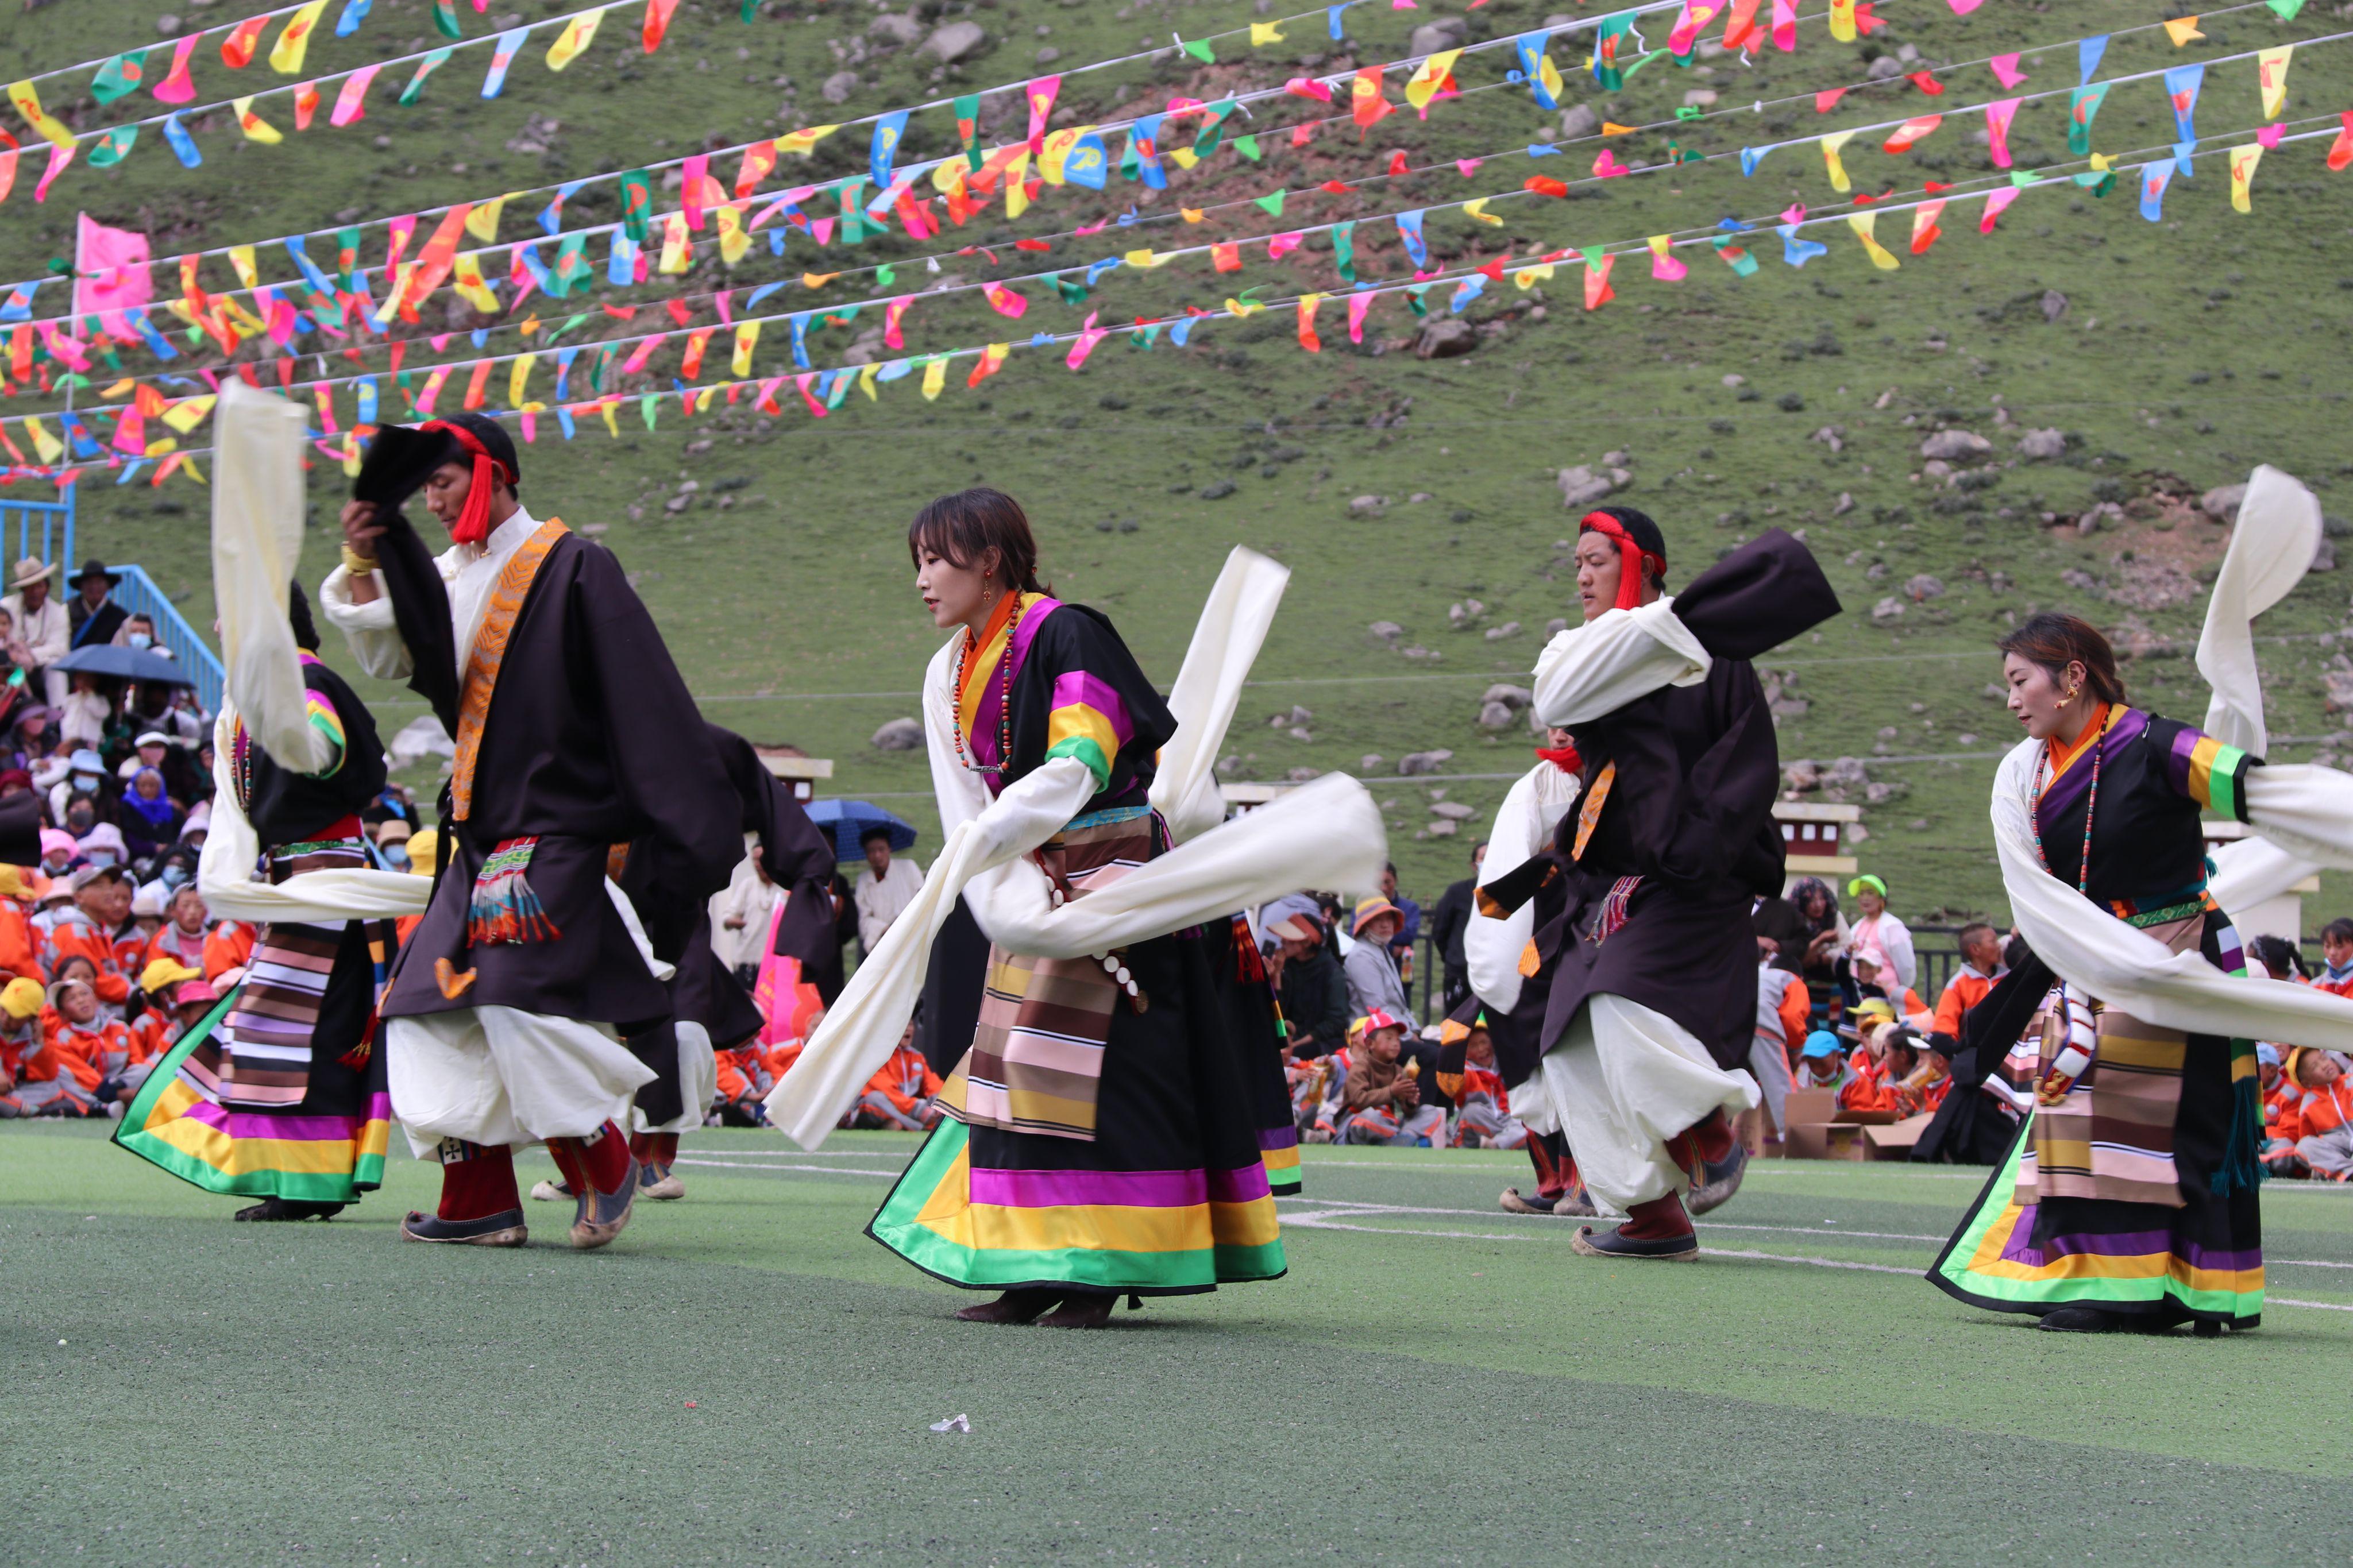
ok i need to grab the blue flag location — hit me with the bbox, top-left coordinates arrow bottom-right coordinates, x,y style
789,314 -> 811,369
162,113 -> 202,168
2079,34 -> 2108,85
1328,3 -> 1355,41
1515,32 -> 1559,110
870,111 -> 909,190
129,311 -> 180,359
1063,130 -> 1108,190
1395,210 -> 1428,268
1130,115 -> 1167,190
2139,163 -> 2174,221
1449,276 -> 1486,314
284,235 -> 338,296
1778,224 -> 1827,267
2164,63 -> 2204,145
336,0 -> 372,37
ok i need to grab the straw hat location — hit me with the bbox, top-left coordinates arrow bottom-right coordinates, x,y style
9,557 -> 55,592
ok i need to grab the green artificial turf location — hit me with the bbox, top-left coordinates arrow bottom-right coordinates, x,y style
10,1 -> 2353,925
5,1122 -> 2350,1565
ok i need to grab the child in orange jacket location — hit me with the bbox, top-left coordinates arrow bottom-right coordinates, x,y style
2282,1047 -> 2353,1181
851,1024 -> 944,1131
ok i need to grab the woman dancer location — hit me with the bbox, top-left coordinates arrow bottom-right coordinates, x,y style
1931,609 -> 2353,1331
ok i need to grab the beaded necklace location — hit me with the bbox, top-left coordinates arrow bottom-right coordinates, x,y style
951,591 -> 1024,774
2027,709 -> 2105,893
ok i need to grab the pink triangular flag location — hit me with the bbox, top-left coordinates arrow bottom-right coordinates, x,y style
1984,98 -> 2022,169
1989,53 -> 2026,89
1978,187 -> 2021,234
2256,122 -> 2285,149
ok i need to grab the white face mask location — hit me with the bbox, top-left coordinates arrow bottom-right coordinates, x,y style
127,633 -> 152,650
84,851 -> 117,868
72,774 -> 99,793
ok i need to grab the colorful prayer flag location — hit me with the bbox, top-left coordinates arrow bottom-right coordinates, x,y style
272,2 -> 332,74
1847,213 -> 1900,269
546,10 -> 603,71
2256,45 -> 2293,119
2228,143 -> 2263,211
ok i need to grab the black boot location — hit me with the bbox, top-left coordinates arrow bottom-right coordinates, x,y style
954,1288 -> 1062,1324
235,1198 -> 346,1222
2036,1306 -> 2122,1333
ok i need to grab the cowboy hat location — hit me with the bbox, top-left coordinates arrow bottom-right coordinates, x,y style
70,559 -> 123,590
8,557 -> 56,591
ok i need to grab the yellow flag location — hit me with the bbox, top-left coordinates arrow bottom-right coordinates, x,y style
801,271 -> 839,289
227,246 -> 261,289
1040,126 -> 1093,184
1407,49 -> 1463,112
1250,21 -> 1286,45
2229,144 -> 2263,212
341,431 -> 361,478
1224,298 -> 1266,318
858,362 -> 881,401
921,357 -> 947,401
180,458 -> 208,488
778,124 -> 840,156
546,10 -> 604,71
6,80 -> 76,152
465,194 -> 515,242
716,204 -> 750,264
1847,212 -> 1900,270
162,395 -> 215,434
1514,264 -> 1556,290
2163,16 -> 2204,46
25,418 -> 61,464
1181,208 -> 1206,223
452,253 -> 500,313
1002,148 -> 1032,217
731,321 -> 759,376
371,264 -> 415,327
509,354 -> 535,407
695,386 -> 718,413
269,1 -> 331,75
931,159 -> 969,195
2256,45 -> 2292,119
1540,56 -> 1565,105
102,379 -> 136,399
1124,248 -> 1162,269
1828,0 -> 1857,43
599,400 -> 620,438
233,96 -> 284,144
142,436 -> 180,459
1462,199 -> 1502,226
1164,146 -> 1198,172
658,212 -> 692,274
1819,131 -> 1856,193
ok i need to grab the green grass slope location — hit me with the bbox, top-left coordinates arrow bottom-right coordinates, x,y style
10,0 -> 2353,925
4,1123 -> 2351,1565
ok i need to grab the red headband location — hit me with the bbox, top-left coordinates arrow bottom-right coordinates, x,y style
1578,511 -> 1665,612
419,420 -> 515,547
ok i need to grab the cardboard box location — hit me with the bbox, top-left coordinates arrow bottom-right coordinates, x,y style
1783,1088 -> 1838,1127
1783,1121 -> 1868,1161
1861,1112 -> 1935,1161
1833,1106 -> 1903,1126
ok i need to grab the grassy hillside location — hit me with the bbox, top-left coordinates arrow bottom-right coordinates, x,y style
11,0 -> 2353,931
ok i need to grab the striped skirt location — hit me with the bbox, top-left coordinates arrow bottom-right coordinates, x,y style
113,918 -> 394,1206
870,812 -> 1287,1295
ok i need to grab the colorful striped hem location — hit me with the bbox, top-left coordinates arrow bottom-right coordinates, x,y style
866,1120 -> 1287,1294
111,990 -> 388,1204
1259,1125 -> 1303,1196
1928,1114 -> 2262,1326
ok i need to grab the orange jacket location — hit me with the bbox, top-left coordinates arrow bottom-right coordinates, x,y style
715,1045 -> 767,1102
129,1011 -> 178,1064
46,920 -> 130,1004
1766,970 -> 1809,1055
203,921 -> 255,983
1839,1058 -> 1895,1114
1931,967 -> 2001,1041
2263,1073 -> 2300,1137
2282,1077 -> 2353,1142
0,900 -> 41,982
144,923 -> 209,975
861,1045 -> 944,1116
36,1017 -> 128,1090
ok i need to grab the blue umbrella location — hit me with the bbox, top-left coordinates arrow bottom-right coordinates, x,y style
54,644 -> 198,687
807,798 -> 917,863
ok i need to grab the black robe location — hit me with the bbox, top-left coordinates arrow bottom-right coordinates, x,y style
1538,532 -> 1841,1070
367,509 -> 745,1032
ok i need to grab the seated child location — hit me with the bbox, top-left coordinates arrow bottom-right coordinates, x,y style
1338,1009 -> 1444,1147
851,1023 -> 944,1131
2282,1046 -> 2353,1181
1442,1016 -> 1525,1150
28,972 -> 123,1115
2259,1043 -> 2305,1176
1794,1030 -> 1850,1092
713,1044 -> 773,1127
0,975 -> 58,1116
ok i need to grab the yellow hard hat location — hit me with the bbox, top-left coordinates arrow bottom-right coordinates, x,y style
407,826 -> 440,877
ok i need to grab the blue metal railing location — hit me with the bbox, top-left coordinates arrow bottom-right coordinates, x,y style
1,491 -> 75,578
107,564 -> 223,718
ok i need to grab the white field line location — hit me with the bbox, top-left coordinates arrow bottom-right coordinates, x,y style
674,1157 -> 909,1177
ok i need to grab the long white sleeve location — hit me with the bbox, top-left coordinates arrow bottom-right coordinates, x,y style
211,381 -> 340,777
1465,764 -> 1579,1017
1149,546 -> 1290,844
1531,597 -> 1712,728
317,564 -> 414,681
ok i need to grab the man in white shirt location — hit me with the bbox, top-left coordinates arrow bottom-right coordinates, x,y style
709,851 -> 781,982
852,828 -> 923,956
1,558 -> 70,707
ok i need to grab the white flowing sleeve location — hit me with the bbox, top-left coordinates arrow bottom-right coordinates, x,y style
317,565 -> 412,681
1465,766 -> 1577,1018
1149,546 -> 1290,844
210,381 -> 337,776
1532,597 -> 1713,728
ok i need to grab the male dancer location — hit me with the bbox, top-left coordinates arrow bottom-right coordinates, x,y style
1500,509 -> 1837,1258
322,412 -> 742,1249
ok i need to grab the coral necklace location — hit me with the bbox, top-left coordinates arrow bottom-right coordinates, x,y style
951,592 -> 1024,774
2027,708 -> 2106,893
